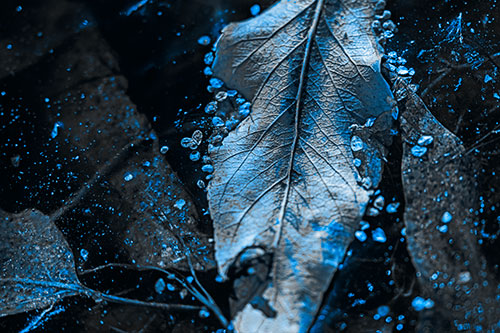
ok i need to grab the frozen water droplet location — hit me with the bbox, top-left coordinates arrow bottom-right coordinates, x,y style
355,230 -> 367,242
204,52 -> 214,65
209,78 -> 224,89
374,195 -> 385,210
351,135 -> 364,151
124,172 -> 134,182
360,221 -> 370,230
441,211 -> 452,223
167,283 -> 175,291
174,199 -> 186,210
192,130 -> 203,145
386,202 -> 400,214
181,137 -> 193,148
438,225 -> 448,233
203,66 -> 213,76
417,135 -> 433,146
361,177 -> 372,190
197,179 -> 206,189
397,66 -> 409,75
215,91 -> 228,102
372,228 -> 387,243
212,116 -> 224,127
484,74 -> 493,83
227,90 -> 238,97
205,101 -> 217,114
366,207 -> 380,217
458,271 -> 471,283
80,248 -> 89,261
160,145 -> 169,154
411,145 -> 427,157
202,164 -> 214,173
155,278 -> 166,294
199,308 -> 210,318
353,158 -> 362,167
190,151 -> 201,161
197,35 -> 211,46
250,4 -> 261,16
51,121 -> 64,139
377,305 -> 390,317
412,297 -> 434,311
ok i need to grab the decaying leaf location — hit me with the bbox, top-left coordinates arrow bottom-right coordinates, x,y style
398,80 -> 500,331
208,0 -> 395,330
36,27 -> 213,271
0,209 -> 83,317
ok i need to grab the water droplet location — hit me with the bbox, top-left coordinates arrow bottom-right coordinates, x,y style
202,164 -> 214,173
174,199 -> 186,210
180,137 -> 193,148
353,158 -> 362,167
355,230 -> 367,242
360,221 -> 370,230
412,297 -> 434,311
411,145 -> 427,157
374,195 -> 385,210
199,308 -> 210,318
197,180 -> 206,189
215,91 -> 228,102
80,248 -> 89,261
160,145 -> 169,154
372,228 -> 387,243
351,135 -> 364,151
396,66 -> 409,75
441,211 -> 452,223
155,278 -> 166,294
212,116 -> 224,127
250,4 -> 261,16
377,305 -> 390,317
51,121 -> 64,139
203,66 -> 213,76
124,172 -> 134,182
197,35 -> 211,46
209,78 -> 224,89
386,202 -> 400,214
205,101 -> 217,114
192,130 -> 203,145
167,283 -> 175,291
417,135 -> 433,146
458,271 -> 471,283
190,151 -> 201,161
438,225 -> 448,233
204,52 -> 214,65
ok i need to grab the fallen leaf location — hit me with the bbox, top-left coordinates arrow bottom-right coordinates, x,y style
0,209 -> 82,317
208,0 -> 395,330
398,80 -> 500,331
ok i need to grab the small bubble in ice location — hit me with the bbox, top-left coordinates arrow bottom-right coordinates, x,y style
80,248 -> 89,261
212,116 -> 224,127
124,172 -> 134,182
355,230 -> 367,242
197,35 -> 211,46
372,228 -> 387,243
209,78 -> 224,89
250,4 -> 261,16
197,179 -> 206,189
353,158 -> 362,167
160,145 -> 169,154
174,199 -> 186,210
205,101 -> 217,114
199,308 -> 210,318
351,135 -> 364,151
386,202 -> 400,214
155,278 -> 166,294
441,211 -> 452,223
190,151 -> 201,161
411,145 -> 427,157
215,91 -> 228,102
417,135 -> 433,146
181,137 -> 193,148
202,164 -> 214,173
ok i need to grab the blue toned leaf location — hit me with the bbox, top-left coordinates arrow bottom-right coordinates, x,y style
0,209 -> 82,317
207,0 -> 395,331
